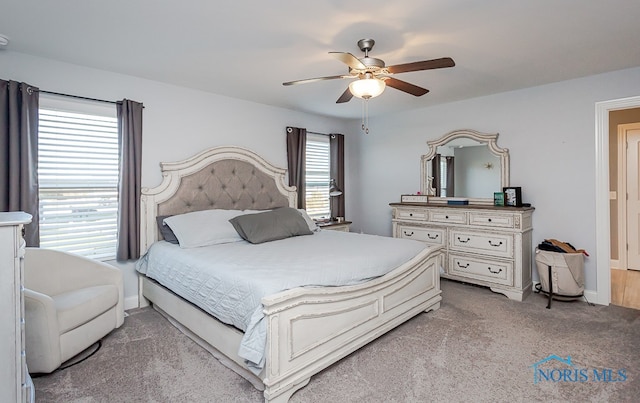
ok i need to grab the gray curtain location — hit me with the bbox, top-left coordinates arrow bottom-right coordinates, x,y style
286,126 -> 306,209
116,99 -> 143,261
446,156 -> 455,197
431,154 -> 442,197
0,79 -> 40,246
330,133 -> 345,219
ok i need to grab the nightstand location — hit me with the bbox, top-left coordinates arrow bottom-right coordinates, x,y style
316,220 -> 352,232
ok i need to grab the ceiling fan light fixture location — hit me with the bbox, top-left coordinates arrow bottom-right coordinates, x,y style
349,76 -> 386,99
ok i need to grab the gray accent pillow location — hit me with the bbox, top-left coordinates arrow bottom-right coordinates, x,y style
229,207 -> 313,244
156,215 -> 179,244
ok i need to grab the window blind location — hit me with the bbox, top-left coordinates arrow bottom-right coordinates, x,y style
305,134 -> 331,219
38,108 -> 119,261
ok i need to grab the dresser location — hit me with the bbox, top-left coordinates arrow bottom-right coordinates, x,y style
0,212 -> 34,403
390,203 -> 534,301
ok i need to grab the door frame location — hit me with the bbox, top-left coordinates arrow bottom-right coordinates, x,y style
595,96 -> 640,305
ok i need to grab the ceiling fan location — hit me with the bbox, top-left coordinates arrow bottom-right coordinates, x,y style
282,39 -> 455,104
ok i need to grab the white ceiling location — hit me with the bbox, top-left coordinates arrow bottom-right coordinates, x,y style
1,0 -> 639,119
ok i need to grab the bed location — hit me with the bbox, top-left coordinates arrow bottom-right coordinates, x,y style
137,146 -> 443,402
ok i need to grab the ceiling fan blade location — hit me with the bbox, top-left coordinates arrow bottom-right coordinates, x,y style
283,75 -> 347,86
386,57 -> 455,74
384,77 -> 430,97
336,87 -> 353,103
329,52 -> 366,70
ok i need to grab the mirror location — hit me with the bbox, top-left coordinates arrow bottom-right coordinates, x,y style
421,129 -> 509,204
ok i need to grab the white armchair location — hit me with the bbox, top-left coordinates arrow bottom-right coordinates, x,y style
24,248 -> 124,374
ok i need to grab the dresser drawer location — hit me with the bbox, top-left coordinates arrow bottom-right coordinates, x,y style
468,212 -> 514,228
395,209 -> 428,221
429,210 -> 466,224
449,229 -> 513,258
449,254 -> 513,286
396,225 -> 445,246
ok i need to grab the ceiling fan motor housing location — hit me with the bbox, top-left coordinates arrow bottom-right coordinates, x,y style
359,57 -> 385,70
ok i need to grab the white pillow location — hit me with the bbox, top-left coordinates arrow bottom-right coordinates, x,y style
297,209 -> 319,232
164,209 -> 246,248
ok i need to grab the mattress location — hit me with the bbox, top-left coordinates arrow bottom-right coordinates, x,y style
136,229 -> 430,372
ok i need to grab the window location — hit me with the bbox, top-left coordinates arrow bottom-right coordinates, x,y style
305,133 -> 330,219
38,97 -> 119,261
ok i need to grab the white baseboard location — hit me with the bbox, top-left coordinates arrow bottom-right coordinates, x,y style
124,295 -> 139,311
532,282 -> 605,306
583,289 -> 606,305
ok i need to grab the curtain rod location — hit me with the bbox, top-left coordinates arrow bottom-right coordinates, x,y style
307,131 -> 327,136
37,89 -> 121,105
36,89 -> 145,109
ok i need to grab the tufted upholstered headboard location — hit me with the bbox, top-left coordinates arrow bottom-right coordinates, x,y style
140,146 -> 297,253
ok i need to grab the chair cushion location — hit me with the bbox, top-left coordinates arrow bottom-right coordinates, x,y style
53,285 -> 119,334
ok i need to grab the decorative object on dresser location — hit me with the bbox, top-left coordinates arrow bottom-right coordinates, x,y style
503,186 -> 522,207
391,203 -> 534,301
0,212 -> 35,403
421,129 -> 509,205
401,194 -> 430,203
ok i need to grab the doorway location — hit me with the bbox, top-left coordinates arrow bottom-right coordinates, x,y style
617,122 -> 640,271
595,96 -> 640,306
609,111 -> 640,309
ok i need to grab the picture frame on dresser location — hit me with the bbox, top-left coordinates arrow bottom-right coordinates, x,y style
493,192 -> 505,206
503,187 -> 522,207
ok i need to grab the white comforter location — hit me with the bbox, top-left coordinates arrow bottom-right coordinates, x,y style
136,230 -> 428,372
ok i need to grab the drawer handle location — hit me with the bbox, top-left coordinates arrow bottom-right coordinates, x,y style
488,240 -> 503,247
457,236 -> 471,243
487,267 -> 503,274
409,213 -> 413,217
445,215 -> 449,219
487,218 -> 492,222
427,233 -> 439,240
456,262 -> 470,268
403,230 -> 414,237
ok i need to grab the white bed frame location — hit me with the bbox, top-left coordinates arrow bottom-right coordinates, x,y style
138,146 -> 443,402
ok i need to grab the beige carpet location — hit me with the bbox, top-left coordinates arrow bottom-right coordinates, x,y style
33,280 -> 640,402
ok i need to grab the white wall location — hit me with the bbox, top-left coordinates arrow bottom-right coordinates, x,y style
0,51 -> 356,307
349,66 -> 640,297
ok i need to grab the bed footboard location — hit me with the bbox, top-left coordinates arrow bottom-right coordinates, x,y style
261,246 -> 442,402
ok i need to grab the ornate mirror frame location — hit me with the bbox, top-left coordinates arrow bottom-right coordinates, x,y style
420,129 -> 510,205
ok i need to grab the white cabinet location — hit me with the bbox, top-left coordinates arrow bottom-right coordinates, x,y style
391,203 -> 534,301
0,212 -> 34,403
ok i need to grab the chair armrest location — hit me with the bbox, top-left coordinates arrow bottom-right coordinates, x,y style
24,288 -> 62,373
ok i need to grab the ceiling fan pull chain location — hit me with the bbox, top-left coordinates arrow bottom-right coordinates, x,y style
365,100 -> 369,134
362,99 -> 370,135
361,99 -> 366,132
